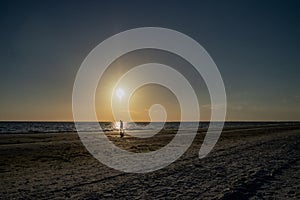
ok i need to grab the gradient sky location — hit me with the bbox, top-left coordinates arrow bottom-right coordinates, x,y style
0,0 -> 299,121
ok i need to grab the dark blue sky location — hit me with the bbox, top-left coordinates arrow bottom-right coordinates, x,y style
0,0 -> 299,121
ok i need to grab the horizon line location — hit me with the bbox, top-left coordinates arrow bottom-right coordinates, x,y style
1,120 -> 300,123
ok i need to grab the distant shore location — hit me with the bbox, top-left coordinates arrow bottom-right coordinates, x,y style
1,123 -> 300,199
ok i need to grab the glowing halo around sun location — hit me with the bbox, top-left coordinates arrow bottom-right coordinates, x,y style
72,27 -> 227,173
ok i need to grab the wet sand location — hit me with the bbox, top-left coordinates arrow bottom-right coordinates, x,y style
1,124 -> 300,199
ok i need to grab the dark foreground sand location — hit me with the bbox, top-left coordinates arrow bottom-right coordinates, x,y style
1,124 -> 300,199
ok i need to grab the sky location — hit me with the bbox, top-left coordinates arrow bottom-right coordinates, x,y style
0,0 -> 299,121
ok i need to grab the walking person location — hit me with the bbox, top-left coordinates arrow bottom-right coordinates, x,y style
119,120 -> 124,138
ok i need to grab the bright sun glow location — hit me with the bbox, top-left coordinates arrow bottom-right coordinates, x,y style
116,88 -> 125,100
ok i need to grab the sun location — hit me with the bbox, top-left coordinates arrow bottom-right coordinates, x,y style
116,88 -> 125,100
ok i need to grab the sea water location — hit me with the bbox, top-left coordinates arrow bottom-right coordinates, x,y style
0,121 -> 295,134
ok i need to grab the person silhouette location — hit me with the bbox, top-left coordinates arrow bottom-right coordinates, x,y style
119,120 -> 124,138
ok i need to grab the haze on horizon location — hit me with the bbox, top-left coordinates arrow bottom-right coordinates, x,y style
0,1 -> 299,122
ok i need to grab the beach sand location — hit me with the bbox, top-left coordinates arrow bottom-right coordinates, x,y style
1,124 -> 300,199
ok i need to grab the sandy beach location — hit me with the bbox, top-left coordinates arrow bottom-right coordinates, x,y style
1,123 -> 300,199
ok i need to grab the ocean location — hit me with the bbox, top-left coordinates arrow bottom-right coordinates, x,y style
0,121 -> 297,134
